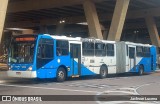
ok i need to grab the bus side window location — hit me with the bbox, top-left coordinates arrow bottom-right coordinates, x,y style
37,38 -> 54,69
106,44 -> 114,56
38,44 -> 53,59
82,42 -> 94,56
56,40 -> 69,56
95,43 -> 105,56
136,46 -> 143,57
126,45 -> 128,56
82,42 -> 87,56
56,48 -> 62,56
102,44 -> 106,56
43,44 -> 53,58
129,47 -> 135,58
143,47 -> 150,57
37,45 -> 42,58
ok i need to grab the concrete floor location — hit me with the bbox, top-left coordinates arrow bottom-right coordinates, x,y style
0,71 -> 160,104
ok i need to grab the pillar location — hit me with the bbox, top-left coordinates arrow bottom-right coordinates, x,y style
0,0 -> 9,43
83,0 -> 103,39
145,16 -> 160,47
108,0 -> 130,41
101,24 -> 108,40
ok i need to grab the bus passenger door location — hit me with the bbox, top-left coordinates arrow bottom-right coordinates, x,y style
128,47 -> 136,71
70,42 -> 81,76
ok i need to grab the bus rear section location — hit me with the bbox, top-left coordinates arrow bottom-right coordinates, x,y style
116,42 -> 157,74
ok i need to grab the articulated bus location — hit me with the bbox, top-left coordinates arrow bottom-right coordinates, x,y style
7,34 -> 157,82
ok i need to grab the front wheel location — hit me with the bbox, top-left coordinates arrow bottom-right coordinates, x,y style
99,66 -> 107,79
56,67 -> 66,82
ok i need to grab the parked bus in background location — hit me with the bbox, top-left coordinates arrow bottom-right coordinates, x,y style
7,34 -> 157,82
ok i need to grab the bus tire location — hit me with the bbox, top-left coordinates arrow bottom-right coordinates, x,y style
138,65 -> 144,76
56,67 -> 66,82
99,66 -> 107,79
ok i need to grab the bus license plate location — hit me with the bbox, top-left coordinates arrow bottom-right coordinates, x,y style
16,72 -> 21,75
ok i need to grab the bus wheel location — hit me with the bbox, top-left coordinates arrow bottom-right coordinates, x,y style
99,66 -> 107,79
56,67 -> 66,82
138,65 -> 144,75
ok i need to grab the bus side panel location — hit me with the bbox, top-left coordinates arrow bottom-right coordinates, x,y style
70,57 -> 96,76
35,35 -> 53,78
150,46 -> 157,71
105,44 -> 116,74
137,57 -> 151,72
36,56 -> 71,78
93,57 -> 103,74
104,56 -> 116,74
132,46 -> 156,73
116,42 -> 126,73
81,57 -> 97,76
133,55 -> 142,72
56,56 -> 71,76
81,66 -> 97,76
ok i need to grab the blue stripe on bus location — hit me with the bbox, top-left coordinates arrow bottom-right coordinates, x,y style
35,58 -> 96,78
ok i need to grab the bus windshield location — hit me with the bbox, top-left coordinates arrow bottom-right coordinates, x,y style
9,37 -> 36,64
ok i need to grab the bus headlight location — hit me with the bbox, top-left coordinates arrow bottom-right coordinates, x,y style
27,66 -> 32,71
9,66 -> 13,70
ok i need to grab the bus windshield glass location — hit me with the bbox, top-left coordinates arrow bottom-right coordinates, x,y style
9,37 -> 36,63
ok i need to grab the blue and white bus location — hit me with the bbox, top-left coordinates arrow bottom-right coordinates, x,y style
7,34 -> 157,82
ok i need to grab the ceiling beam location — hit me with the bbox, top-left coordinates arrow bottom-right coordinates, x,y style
7,0 -> 106,13
136,0 -> 157,7
127,7 -> 160,19
5,16 -> 86,28
7,0 -> 84,13
5,7 -> 160,28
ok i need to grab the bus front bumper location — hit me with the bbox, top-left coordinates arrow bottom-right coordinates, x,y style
7,71 -> 37,78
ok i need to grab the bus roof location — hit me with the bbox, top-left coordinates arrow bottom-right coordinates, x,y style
121,41 -> 153,47
42,34 -> 154,47
50,35 -> 81,41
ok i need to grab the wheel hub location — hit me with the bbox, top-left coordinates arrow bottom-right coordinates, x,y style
58,71 -> 64,79
102,70 -> 106,76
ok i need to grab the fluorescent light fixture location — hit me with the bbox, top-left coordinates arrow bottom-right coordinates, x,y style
77,22 -> 88,25
5,28 -> 30,31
